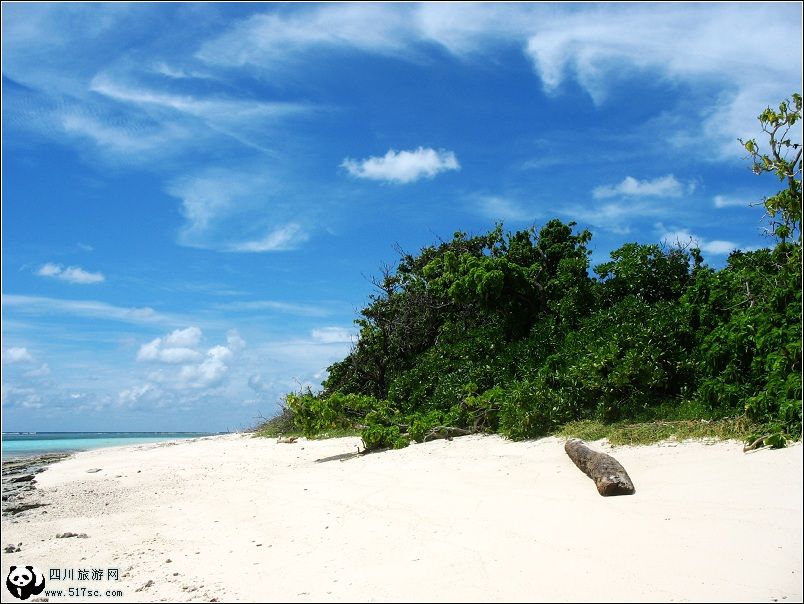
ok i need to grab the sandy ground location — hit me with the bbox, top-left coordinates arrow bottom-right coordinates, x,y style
1,433 -> 801,603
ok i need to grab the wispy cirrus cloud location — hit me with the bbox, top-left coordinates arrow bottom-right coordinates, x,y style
197,3 -> 800,159
2,294 -> 172,325
474,195 -> 537,222
90,74 -> 312,144
196,4 -> 419,68
36,263 -> 105,284
150,61 -> 213,81
212,300 -> 331,317
342,147 -> 460,184
166,167 -> 310,253
713,195 -> 753,209
311,327 -> 354,344
520,5 -> 801,155
223,224 -> 309,253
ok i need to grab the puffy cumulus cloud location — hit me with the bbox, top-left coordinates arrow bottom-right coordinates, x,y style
176,345 -> 232,390
342,147 -> 460,184
226,330 -> 246,352
3,347 -> 34,364
137,326 -> 210,364
593,175 -> 688,199
2,385 -> 45,409
130,328 -> 246,396
36,263 -> 105,284
138,341 -> 201,364
164,326 -> 202,348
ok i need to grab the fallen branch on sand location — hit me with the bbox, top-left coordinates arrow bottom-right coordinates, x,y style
565,438 -> 635,496
743,434 -> 770,452
423,426 -> 474,442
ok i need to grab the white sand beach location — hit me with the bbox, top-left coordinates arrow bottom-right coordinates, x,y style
1,434 -> 802,603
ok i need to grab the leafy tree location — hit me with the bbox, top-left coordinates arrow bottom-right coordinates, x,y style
740,93 -> 802,242
594,243 -> 693,306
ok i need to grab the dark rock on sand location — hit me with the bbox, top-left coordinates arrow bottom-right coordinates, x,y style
2,453 -> 71,518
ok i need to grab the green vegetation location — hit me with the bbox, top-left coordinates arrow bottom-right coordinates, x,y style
253,404 -> 360,440
253,406 -> 297,437
556,417 -> 761,446
260,94 -> 802,451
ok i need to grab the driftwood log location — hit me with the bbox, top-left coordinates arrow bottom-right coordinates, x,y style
564,438 -> 635,496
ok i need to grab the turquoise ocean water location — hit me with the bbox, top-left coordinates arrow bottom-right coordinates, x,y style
1,432 -> 220,458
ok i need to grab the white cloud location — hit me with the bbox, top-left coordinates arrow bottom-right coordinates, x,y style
137,338 -> 202,364
61,113 -> 185,154
593,175 -> 686,199
3,347 -> 34,364
213,300 -> 330,317
197,4 -> 418,67
37,263 -> 61,277
311,327 -> 354,344
151,61 -> 212,80
226,330 -> 246,352
713,195 -> 752,209
118,383 -> 159,406
560,200 -> 669,234
132,328 -> 245,393
36,263 -> 105,284
176,345 -> 233,389
342,147 -> 460,184
164,326 -> 203,348
90,74 -> 309,126
224,224 -> 308,253
24,364 -> 51,378
198,4 -> 800,159
166,168 -> 310,253
2,295 -> 171,325
475,195 -> 536,222
137,327 -> 205,364
521,5 -> 801,154
660,228 -> 739,256
247,374 -> 272,393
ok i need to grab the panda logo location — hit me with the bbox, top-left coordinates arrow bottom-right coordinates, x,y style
5,566 -> 45,600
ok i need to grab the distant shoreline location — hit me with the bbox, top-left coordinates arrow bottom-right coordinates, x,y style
1,431 -> 225,458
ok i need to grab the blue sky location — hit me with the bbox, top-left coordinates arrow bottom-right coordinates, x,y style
2,3 -> 802,432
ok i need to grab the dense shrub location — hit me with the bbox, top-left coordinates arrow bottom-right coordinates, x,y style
280,219 -> 800,451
